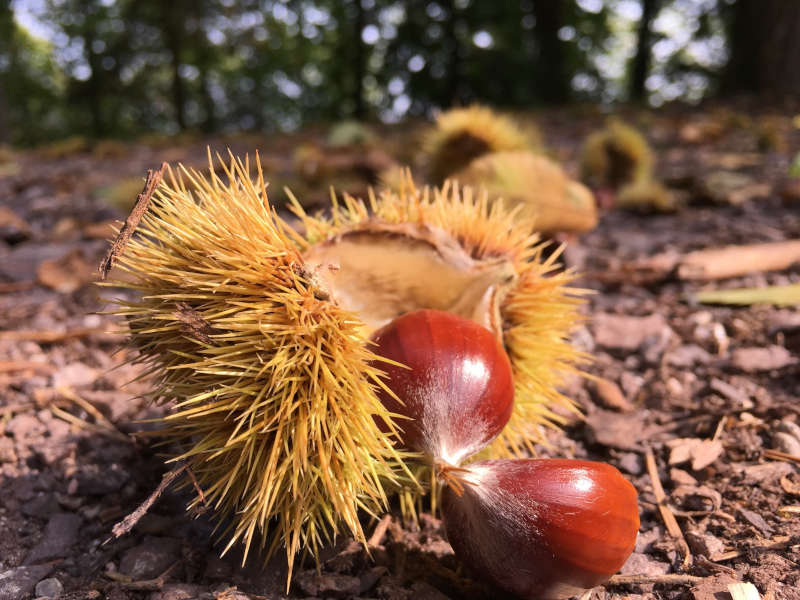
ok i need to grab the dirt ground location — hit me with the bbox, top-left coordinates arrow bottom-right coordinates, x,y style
1,104 -> 799,600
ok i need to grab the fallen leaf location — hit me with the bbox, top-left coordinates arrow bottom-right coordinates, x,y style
37,249 -> 96,293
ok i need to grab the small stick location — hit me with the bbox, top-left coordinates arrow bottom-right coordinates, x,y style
368,514 -> 392,547
57,386 -> 126,437
100,162 -> 166,280
0,327 -> 105,343
104,560 -> 180,590
107,465 -> 186,542
185,465 -> 207,508
606,573 -> 703,586
0,361 -> 55,374
50,405 -> 131,444
0,281 -> 36,293
709,535 -> 791,562
763,449 -> 800,464
644,448 -> 692,568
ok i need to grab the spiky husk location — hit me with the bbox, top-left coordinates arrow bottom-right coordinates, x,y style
291,178 -> 588,456
109,156 -> 416,578
110,154 -> 586,572
616,178 -> 678,213
423,105 -> 538,184
580,118 -> 653,189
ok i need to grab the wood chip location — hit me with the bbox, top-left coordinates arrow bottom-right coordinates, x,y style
175,302 -> 215,344
728,582 -> 762,600
678,240 -> 800,281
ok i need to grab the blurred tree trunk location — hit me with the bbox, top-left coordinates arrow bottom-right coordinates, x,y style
163,3 -> 187,130
629,0 -> 659,102
723,0 -> 800,98
532,0 -> 568,104
84,28 -> 106,137
353,0 -> 366,119
442,0 -> 463,107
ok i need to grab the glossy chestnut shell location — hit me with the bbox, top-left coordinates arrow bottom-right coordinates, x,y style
442,458 -> 640,600
370,309 -> 514,464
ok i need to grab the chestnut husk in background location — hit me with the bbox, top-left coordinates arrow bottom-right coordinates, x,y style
370,309 -> 514,465
442,458 -> 640,600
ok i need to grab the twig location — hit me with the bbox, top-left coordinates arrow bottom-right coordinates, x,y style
50,405 -> 131,443
0,402 -> 34,416
106,465 -> 186,542
368,514 -> 392,548
709,535 -> 792,562
0,327 -> 105,343
104,560 -> 180,590
0,361 -> 55,374
185,465 -> 208,509
0,281 -> 36,293
645,448 -> 692,568
763,449 -> 800,464
606,573 -> 703,586
57,386 -> 130,442
100,162 -> 166,280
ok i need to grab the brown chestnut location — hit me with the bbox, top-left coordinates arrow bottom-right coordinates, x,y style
442,458 -> 640,600
370,309 -> 514,464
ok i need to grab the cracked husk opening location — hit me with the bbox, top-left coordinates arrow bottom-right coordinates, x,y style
302,221 -> 517,340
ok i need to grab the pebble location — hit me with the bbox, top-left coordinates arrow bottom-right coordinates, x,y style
685,531 -> 725,557
35,577 -> 63,598
592,313 -> 673,352
25,513 -> 82,565
773,432 -> 800,456
730,345 -> 795,372
619,552 -> 670,576
149,583 -> 205,600
120,536 -> 182,579
0,565 -> 53,599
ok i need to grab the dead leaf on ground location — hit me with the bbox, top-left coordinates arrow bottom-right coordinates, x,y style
667,438 -> 725,471
37,248 -> 97,293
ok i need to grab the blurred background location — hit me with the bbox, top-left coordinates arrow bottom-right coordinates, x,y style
1,0 -> 798,145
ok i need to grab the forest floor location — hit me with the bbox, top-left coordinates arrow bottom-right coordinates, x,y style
1,103 -> 799,600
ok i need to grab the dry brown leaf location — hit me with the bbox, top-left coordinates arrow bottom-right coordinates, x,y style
37,248 -> 96,293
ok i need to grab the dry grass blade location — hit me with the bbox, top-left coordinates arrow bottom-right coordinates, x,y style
696,283 -> 800,307
57,386 -> 128,441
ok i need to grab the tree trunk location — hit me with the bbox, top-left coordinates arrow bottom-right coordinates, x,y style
352,0 -> 366,120
629,0 -> 659,102
722,0 -> 800,99
164,4 -> 186,130
442,0 -> 463,107
532,0 -> 569,104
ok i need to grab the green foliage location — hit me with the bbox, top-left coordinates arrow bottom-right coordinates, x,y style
790,153 -> 800,178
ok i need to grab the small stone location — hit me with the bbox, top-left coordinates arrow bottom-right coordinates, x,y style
585,409 -> 647,451
669,468 -> 698,486
773,432 -> 800,456
617,452 -> 643,475
149,583 -> 205,600
592,377 -> 634,412
777,419 -> 800,443
593,313 -> 673,352
77,463 -> 130,495
294,571 -> 361,598
709,378 -> 753,410
52,362 -> 98,389
738,507 -> 774,535
739,461 -> 794,484
120,537 -> 182,580
22,493 -> 60,519
685,531 -> 725,557
0,565 -> 53,599
619,552 -> 670,576
25,513 -> 82,564
35,577 -> 63,598
666,344 -> 713,368
409,581 -> 452,600
5,414 -> 44,441
730,345 -> 795,372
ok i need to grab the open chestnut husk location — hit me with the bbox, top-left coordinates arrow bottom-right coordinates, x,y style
370,309 -> 514,465
442,458 -> 640,600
